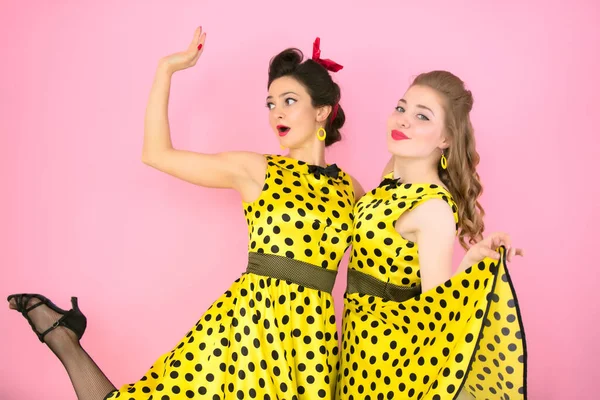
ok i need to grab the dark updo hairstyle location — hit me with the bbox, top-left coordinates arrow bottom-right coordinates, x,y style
267,48 -> 344,147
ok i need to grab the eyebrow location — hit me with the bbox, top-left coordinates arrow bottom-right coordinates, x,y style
399,98 -> 435,116
266,91 -> 299,101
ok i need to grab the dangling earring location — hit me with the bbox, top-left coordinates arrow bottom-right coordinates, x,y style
280,145 -> 286,150
316,127 -> 327,141
440,151 -> 448,170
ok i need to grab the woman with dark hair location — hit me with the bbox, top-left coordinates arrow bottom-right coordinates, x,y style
8,27 -> 363,400
336,71 -> 527,400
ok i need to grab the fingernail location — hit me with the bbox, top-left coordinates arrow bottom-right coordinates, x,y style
198,44 -> 203,50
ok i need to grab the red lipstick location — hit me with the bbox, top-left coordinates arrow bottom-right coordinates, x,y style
391,130 -> 409,141
277,125 -> 290,137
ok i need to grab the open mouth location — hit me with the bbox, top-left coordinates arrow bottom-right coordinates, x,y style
277,125 -> 291,136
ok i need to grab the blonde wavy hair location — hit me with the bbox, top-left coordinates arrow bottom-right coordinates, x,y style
411,71 -> 485,249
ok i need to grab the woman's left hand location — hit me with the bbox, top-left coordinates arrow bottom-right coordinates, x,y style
461,232 -> 524,269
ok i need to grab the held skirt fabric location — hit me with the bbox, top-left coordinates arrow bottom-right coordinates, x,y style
337,179 -> 526,400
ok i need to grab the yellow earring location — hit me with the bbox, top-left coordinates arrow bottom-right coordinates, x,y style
317,127 -> 327,141
280,144 -> 286,150
440,153 -> 448,169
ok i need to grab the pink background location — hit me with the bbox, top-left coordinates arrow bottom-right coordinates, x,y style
1,0 -> 598,398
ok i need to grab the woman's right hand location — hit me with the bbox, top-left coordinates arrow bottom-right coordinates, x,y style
159,26 -> 206,75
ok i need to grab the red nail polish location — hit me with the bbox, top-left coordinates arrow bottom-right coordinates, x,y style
197,44 -> 203,50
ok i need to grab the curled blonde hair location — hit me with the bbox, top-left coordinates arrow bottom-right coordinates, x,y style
412,71 -> 484,249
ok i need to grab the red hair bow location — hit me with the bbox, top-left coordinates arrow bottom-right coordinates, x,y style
312,37 -> 343,72
312,37 -> 342,121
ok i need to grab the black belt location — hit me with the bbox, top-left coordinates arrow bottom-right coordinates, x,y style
245,252 -> 338,293
346,268 -> 420,302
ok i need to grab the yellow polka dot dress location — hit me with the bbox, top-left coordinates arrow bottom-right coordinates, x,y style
105,155 -> 356,400
337,177 -> 527,400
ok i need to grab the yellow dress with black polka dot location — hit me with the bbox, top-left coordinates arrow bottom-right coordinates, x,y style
105,155 -> 356,400
337,175 -> 527,400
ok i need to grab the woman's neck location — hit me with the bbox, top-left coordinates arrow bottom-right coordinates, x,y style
393,156 -> 442,185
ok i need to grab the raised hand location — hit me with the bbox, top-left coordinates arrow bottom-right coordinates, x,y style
159,26 -> 206,75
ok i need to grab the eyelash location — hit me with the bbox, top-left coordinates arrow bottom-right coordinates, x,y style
395,106 -> 430,121
266,98 -> 297,110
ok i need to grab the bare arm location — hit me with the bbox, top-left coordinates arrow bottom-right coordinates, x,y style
141,27 -> 266,202
409,202 -> 523,292
401,199 -> 457,292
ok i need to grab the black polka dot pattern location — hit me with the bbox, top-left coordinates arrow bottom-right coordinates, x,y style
105,155 -> 355,399
337,178 -> 526,399
245,156 -> 354,266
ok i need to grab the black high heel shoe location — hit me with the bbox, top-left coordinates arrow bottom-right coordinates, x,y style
7,293 -> 87,343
